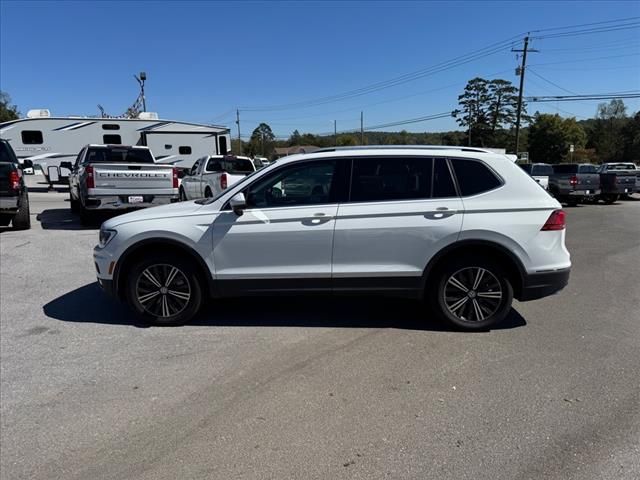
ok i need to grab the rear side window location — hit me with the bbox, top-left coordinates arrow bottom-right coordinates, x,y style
451,159 -> 502,196
206,157 -> 255,174
84,148 -> 154,164
350,157 -> 432,202
432,158 -> 457,198
21,130 -> 43,144
103,134 -> 122,144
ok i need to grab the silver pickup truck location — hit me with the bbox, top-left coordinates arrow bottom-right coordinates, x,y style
62,144 -> 179,224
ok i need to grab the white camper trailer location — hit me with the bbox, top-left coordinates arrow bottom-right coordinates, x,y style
0,110 -> 231,180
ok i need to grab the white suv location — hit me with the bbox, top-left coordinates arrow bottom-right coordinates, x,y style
94,146 -> 571,330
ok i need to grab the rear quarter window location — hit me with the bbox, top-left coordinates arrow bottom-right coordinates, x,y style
451,159 -> 502,196
552,164 -> 578,174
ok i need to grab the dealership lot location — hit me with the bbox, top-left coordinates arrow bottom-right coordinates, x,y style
1,181 -> 639,479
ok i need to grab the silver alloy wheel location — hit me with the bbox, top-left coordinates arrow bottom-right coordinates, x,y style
135,264 -> 191,318
444,267 -> 503,322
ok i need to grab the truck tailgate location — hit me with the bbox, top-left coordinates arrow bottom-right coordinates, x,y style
601,172 -> 636,193
93,163 -> 175,191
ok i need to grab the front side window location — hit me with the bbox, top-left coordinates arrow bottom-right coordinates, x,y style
451,159 -> 502,196
350,157 -> 432,202
246,161 -> 336,208
22,130 -> 43,145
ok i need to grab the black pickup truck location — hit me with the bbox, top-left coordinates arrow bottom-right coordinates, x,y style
0,139 -> 31,229
548,163 -> 601,206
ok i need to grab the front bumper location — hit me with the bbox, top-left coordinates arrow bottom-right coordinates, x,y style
97,278 -> 115,297
519,267 -> 571,301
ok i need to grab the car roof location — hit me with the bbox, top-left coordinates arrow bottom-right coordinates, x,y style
86,144 -> 150,150
273,145 -> 517,167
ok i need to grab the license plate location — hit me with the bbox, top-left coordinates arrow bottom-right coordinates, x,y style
624,189 -> 629,193
128,196 -> 144,204
586,190 -> 591,194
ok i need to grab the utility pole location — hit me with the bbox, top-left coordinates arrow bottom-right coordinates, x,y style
512,36 -> 538,155
235,109 -> 241,155
360,111 -> 364,145
334,120 -> 337,146
134,72 -> 147,112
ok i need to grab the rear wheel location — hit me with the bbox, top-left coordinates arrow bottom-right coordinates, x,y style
179,187 -> 187,201
432,258 -> 513,330
12,194 -> 31,230
0,214 -> 12,227
126,254 -> 203,326
600,194 -> 619,204
204,187 -> 213,198
70,193 -> 80,213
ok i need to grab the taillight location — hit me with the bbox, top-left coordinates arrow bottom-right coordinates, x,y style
220,173 -> 228,190
569,175 -> 578,187
9,170 -> 21,190
541,209 -> 566,231
172,167 -> 179,188
85,165 -> 95,189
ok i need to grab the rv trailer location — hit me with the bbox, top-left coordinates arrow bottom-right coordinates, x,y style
0,110 -> 231,179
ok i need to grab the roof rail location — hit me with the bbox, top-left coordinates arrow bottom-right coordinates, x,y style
314,145 -> 497,154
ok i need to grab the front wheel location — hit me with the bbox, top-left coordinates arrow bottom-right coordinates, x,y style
126,254 -> 203,326
433,258 -> 513,330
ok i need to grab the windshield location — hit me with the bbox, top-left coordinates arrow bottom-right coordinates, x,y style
0,141 -> 18,164
84,148 -> 154,164
531,164 -> 553,176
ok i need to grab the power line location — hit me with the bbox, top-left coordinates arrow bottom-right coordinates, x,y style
529,16 -> 640,33
527,69 -> 579,95
526,92 -> 640,102
529,52 -> 640,67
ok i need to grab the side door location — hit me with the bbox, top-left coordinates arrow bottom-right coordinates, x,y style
212,159 -> 344,292
185,158 -> 202,198
332,156 -> 463,291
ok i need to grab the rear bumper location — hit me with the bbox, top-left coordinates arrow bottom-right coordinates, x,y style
519,267 -> 571,301
84,195 -> 179,211
0,196 -> 19,211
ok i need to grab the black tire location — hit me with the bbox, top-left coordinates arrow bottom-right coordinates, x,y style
601,194 -> 619,205
204,187 -> 213,198
566,200 -> 578,207
12,194 -> 31,230
70,194 -> 80,213
432,257 -> 514,331
79,203 -> 95,226
0,214 -> 12,227
126,254 -> 203,326
179,187 -> 187,201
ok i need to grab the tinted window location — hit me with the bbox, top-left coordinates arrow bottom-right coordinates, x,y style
102,124 -> 120,130
350,157 -> 432,202
433,158 -> 457,198
532,164 -> 554,176
452,159 -> 501,196
103,134 -> 122,144
206,156 -> 255,174
179,146 -> 192,155
0,141 -> 18,164
553,164 -> 578,174
578,164 -> 598,173
84,147 -> 154,164
219,136 -> 228,155
21,130 -> 43,145
247,161 -> 336,208
604,163 -> 636,171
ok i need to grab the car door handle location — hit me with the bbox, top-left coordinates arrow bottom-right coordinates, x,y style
424,208 -> 456,220
303,213 -> 333,226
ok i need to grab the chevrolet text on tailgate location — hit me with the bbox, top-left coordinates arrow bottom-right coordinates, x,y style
62,144 -> 179,224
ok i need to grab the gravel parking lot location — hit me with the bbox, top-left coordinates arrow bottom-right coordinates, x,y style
1,177 -> 639,480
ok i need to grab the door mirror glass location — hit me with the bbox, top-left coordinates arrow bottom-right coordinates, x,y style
229,192 -> 247,215
59,161 -> 73,170
22,159 -> 34,169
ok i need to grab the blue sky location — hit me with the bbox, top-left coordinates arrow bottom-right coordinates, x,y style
1,0 -> 639,138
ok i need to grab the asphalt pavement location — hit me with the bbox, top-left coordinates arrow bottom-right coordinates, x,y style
1,177 -> 639,480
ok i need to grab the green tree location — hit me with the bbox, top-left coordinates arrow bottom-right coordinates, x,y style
528,113 -> 587,163
453,77 -> 490,146
246,123 -> 276,157
288,129 -> 301,146
336,134 -> 357,146
589,99 -> 628,162
621,111 -> 640,161
0,91 -> 19,123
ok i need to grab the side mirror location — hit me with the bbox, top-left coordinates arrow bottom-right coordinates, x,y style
229,192 -> 247,216
60,161 -> 73,170
21,159 -> 33,169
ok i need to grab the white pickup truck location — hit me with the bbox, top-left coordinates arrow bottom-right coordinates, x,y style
179,155 -> 255,200
62,144 -> 179,224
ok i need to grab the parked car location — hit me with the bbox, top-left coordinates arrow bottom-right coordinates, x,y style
597,163 -> 638,200
253,157 -> 270,169
93,146 -> 571,330
61,144 -> 179,224
0,139 -> 31,230
179,155 -> 256,200
549,163 -> 601,206
519,163 -> 553,190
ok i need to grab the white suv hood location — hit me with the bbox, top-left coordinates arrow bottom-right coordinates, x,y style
103,201 -> 206,228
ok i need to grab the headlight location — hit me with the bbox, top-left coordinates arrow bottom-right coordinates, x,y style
98,228 -> 117,248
